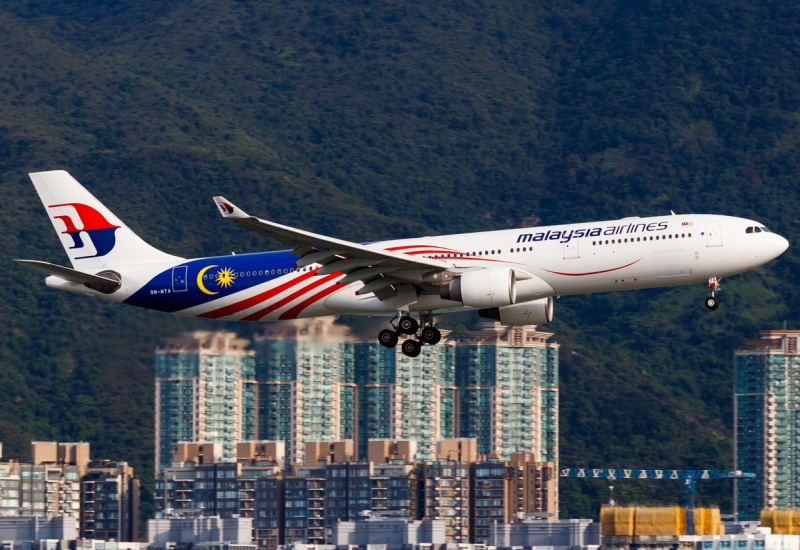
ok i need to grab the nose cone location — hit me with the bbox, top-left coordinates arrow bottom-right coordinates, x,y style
779,235 -> 790,255
771,234 -> 790,260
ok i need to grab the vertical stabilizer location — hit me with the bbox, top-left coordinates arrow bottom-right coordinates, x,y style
30,170 -> 182,270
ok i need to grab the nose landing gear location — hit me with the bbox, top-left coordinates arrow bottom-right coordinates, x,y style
705,278 -> 721,310
377,311 -> 441,357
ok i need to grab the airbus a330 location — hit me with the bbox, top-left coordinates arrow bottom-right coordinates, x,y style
17,171 -> 789,357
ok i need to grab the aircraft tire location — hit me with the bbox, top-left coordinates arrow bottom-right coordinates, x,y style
401,339 -> 422,358
705,297 -> 720,310
420,326 -> 441,345
378,329 -> 399,348
398,316 -> 419,335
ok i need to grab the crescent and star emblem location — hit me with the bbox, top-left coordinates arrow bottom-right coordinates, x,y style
197,265 -> 219,295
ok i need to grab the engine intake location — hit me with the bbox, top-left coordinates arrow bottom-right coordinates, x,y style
440,268 -> 516,308
479,297 -> 554,326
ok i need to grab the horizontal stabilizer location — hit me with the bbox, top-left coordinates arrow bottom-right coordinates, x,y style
15,259 -> 119,286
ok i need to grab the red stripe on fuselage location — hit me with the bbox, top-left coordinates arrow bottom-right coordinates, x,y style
385,244 -> 461,252
404,250 -> 517,265
279,280 -> 345,320
198,270 -> 318,319
242,274 -> 341,321
540,258 -> 642,276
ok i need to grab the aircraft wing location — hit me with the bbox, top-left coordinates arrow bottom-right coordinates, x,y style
212,197 -> 448,293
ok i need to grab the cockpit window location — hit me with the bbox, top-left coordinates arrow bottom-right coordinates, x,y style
754,227 -> 762,233
762,226 -> 772,233
746,227 -> 754,234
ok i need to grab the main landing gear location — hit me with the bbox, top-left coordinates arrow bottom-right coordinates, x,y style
705,277 -> 721,310
378,312 -> 441,357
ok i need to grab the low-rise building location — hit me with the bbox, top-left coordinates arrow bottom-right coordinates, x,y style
333,517 -> 446,546
679,533 -> 797,550
0,516 -> 77,541
491,519 -> 600,549
147,515 -> 253,547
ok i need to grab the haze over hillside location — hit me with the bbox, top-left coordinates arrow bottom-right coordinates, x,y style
1,0 -> 799,519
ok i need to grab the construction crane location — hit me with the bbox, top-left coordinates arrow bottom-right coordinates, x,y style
560,468 -> 756,535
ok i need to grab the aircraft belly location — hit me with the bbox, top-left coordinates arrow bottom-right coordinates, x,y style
324,286 -> 463,315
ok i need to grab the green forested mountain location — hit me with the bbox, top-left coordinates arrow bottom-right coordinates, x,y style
1,0 -> 799,521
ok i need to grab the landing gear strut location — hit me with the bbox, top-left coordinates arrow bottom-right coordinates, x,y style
705,278 -> 721,310
376,311 -> 441,356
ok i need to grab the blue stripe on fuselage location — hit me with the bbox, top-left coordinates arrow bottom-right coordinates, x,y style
123,250 -> 301,313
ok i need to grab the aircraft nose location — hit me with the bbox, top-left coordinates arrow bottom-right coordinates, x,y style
778,235 -> 790,255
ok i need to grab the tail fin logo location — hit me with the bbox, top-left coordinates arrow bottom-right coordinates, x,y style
49,203 -> 120,259
218,203 -> 234,214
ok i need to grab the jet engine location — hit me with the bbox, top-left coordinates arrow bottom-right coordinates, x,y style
479,297 -> 554,326
439,268 -> 516,308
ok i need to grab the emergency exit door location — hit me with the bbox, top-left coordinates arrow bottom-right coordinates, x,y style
563,239 -> 580,259
705,221 -> 723,247
172,266 -> 188,292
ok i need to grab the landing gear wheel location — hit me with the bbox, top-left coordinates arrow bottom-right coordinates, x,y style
398,316 -> 419,335
401,339 -> 422,358
420,326 -> 441,345
378,329 -> 399,348
705,296 -> 720,310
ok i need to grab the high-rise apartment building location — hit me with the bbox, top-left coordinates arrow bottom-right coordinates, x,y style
421,459 -> 472,543
734,330 -> 800,519
471,454 -> 557,543
352,341 -> 458,460
155,332 -> 257,472
0,442 -> 140,542
0,442 -> 84,531
155,439 -> 554,546
157,320 -> 559,467
80,460 -> 140,541
457,324 -> 559,463
253,320 -> 354,465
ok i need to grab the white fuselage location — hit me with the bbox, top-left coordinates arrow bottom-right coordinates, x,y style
53,213 -> 788,322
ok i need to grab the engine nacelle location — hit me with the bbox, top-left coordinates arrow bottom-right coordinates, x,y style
479,297 -> 554,326
440,268 -> 516,308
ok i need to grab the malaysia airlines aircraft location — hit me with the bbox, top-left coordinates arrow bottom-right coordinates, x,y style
18,171 -> 789,357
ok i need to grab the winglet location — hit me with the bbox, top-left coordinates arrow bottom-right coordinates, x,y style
213,197 -> 249,219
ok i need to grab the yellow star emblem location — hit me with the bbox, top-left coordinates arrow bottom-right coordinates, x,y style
215,267 -> 237,288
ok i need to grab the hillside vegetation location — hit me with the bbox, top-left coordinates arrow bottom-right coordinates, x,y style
1,0 -> 799,519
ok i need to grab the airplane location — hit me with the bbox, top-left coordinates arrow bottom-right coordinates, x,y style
17,171 -> 790,358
